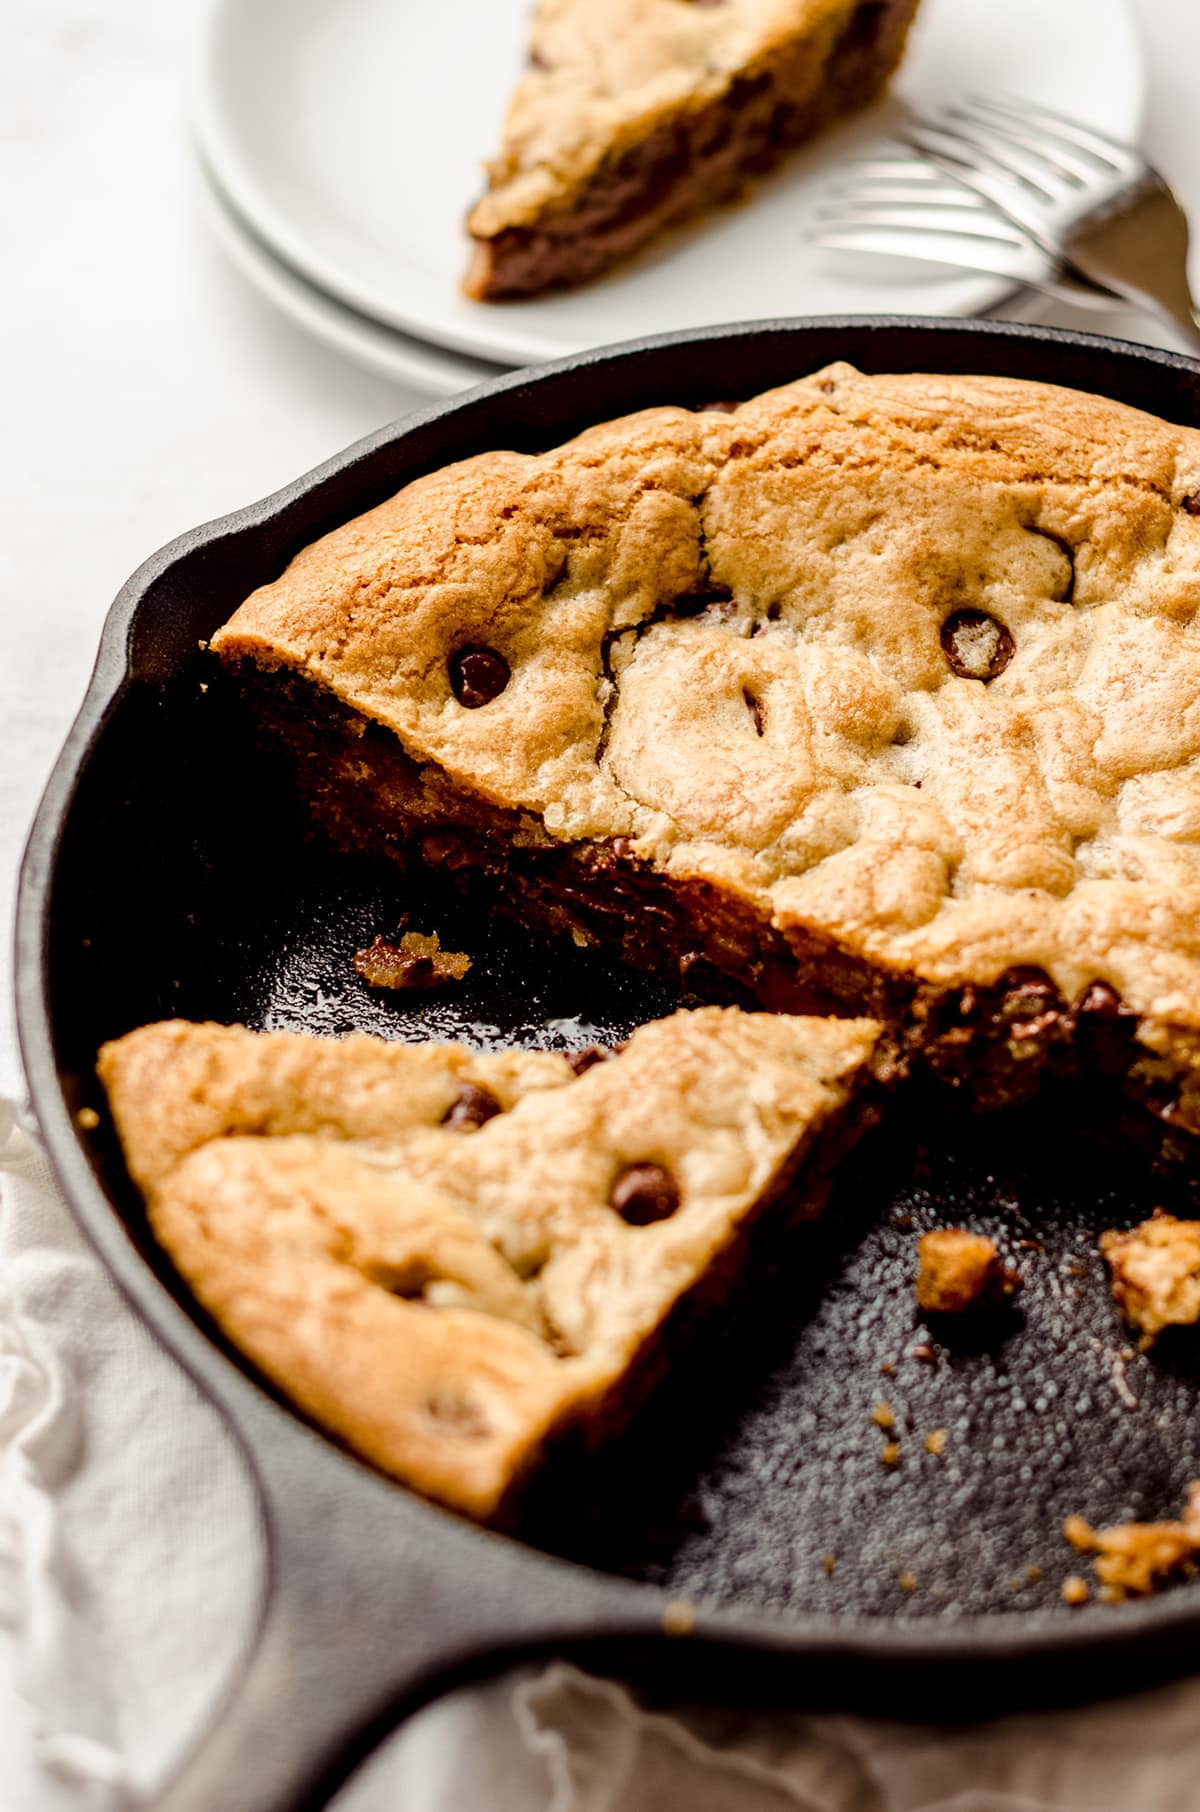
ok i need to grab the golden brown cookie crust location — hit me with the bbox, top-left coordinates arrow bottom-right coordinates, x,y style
214,365 -> 1200,1048
99,1009 -> 879,1521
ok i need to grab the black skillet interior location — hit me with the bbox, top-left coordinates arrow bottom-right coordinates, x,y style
27,318 -> 1200,1668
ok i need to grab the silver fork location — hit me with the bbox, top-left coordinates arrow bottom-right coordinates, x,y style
813,95 -> 1200,350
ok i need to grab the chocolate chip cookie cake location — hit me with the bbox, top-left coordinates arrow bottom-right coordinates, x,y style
212,363 -> 1200,1157
99,1009 -> 879,1521
464,0 -> 921,299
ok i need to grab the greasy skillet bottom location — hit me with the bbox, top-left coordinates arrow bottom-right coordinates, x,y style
62,667 -> 1200,1625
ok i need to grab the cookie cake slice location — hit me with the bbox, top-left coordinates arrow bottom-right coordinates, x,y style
464,0 -> 922,299
99,1008 -> 880,1523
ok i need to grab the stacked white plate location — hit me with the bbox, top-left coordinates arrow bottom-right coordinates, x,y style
194,0 -> 1144,398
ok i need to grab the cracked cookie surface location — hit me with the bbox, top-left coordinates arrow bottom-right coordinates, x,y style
214,364 -> 1200,1062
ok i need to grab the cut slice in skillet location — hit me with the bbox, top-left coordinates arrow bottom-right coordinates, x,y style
98,1008 -> 880,1524
463,0 -> 922,299
211,363 -> 1200,1161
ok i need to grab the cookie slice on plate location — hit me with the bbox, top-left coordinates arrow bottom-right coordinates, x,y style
464,0 -> 922,299
99,1008 -> 880,1523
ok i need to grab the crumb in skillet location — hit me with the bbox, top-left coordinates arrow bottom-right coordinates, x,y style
1100,1211 -> 1200,1347
661,1599 -> 696,1637
821,1551 -> 837,1575
898,1571 -> 918,1593
76,1106 -> 100,1130
916,1229 -> 1021,1313
1010,1563 -> 1044,1593
354,931 -> 472,991
1061,1576 -> 1089,1606
1063,1483 -> 1200,1600
924,1428 -> 946,1457
871,1401 -> 896,1431
880,1441 -> 901,1467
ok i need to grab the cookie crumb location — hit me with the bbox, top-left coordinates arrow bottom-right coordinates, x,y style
1062,1575 -> 1089,1606
76,1106 -> 100,1130
898,1571 -> 918,1593
821,1551 -> 837,1575
879,1359 -> 896,1376
916,1229 -> 1020,1313
354,931 -> 472,991
662,1599 -> 696,1637
880,1441 -> 901,1467
1100,1212 -> 1200,1346
924,1428 -> 947,1457
1063,1484 -> 1200,1599
872,1401 -> 895,1431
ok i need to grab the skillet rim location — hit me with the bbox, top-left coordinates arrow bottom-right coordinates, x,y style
17,313 -> 1200,1696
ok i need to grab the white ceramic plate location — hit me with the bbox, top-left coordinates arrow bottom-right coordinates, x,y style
197,160 -> 503,396
194,0 -> 1143,371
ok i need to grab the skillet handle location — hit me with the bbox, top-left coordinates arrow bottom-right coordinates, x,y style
148,1379 -> 645,1812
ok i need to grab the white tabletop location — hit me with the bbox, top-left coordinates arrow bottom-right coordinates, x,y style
5,3 -> 1200,1805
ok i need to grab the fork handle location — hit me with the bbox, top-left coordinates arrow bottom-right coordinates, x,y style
1065,186 -> 1200,352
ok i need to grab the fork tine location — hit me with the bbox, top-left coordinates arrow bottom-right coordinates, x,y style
825,181 -> 991,208
949,101 -> 1111,185
904,123 -> 1065,205
826,160 -> 998,210
965,93 -> 1136,172
809,223 -> 1050,284
814,202 -> 1032,245
838,154 -> 963,184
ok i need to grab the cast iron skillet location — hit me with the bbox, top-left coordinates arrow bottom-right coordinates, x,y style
17,319 -> 1200,1812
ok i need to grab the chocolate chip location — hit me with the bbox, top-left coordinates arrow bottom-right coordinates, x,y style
423,1389 -> 491,1440
610,1162 -> 680,1226
940,609 -> 1015,681
442,1083 -> 503,1131
567,1045 -> 610,1075
1002,968 -> 1060,1016
1075,980 -> 1135,1075
998,968 -> 1063,1042
1078,980 -> 1126,1019
449,646 -> 510,708
1026,528 -> 1075,603
673,583 -> 735,617
839,0 -> 887,51
743,687 -> 765,736
1183,494 -> 1200,516
694,398 -> 739,412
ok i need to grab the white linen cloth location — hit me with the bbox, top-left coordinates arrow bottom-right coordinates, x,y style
7,1 -> 1200,1805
